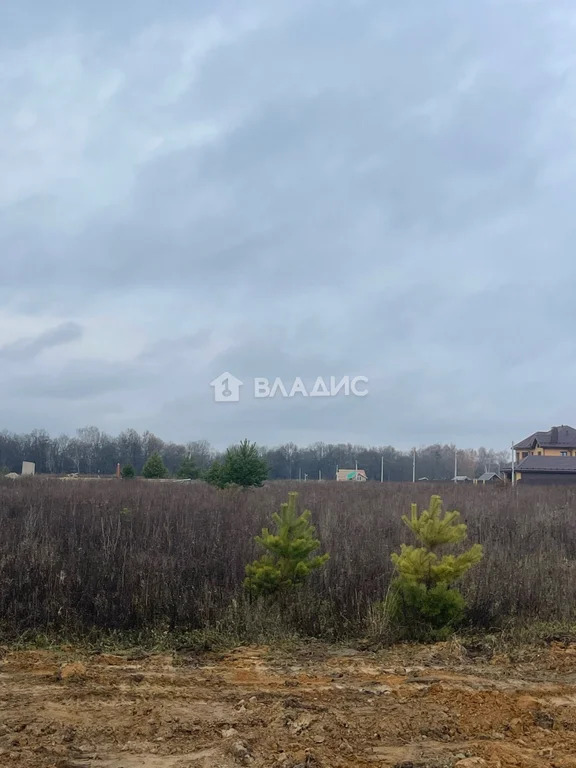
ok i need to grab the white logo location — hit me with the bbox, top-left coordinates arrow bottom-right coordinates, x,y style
254,376 -> 368,398
210,372 -> 243,402
211,373 -> 368,402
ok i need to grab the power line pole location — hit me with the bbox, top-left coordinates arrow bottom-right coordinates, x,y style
511,441 -> 515,486
454,448 -> 458,482
412,448 -> 416,483
381,455 -> 384,483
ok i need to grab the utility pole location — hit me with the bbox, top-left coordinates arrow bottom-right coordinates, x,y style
511,441 -> 515,486
380,455 -> 384,483
454,448 -> 458,482
412,448 -> 416,483
319,469 -> 322,481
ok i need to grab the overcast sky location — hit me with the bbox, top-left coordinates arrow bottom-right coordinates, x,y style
1,0 -> 575,451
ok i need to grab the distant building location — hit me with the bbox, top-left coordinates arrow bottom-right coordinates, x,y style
513,425 -> 576,462
476,471 -> 503,484
501,425 -> 576,484
336,469 -> 368,481
504,456 -> 576,485
452,475 -> 472,483
21,461 -> 35,476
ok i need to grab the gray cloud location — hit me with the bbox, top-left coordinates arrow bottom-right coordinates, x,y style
1,0 -> 575,450
8,361 -> 136,400
0,321 -> 83,361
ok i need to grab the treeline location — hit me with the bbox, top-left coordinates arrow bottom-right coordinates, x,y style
0,427 -> 509,481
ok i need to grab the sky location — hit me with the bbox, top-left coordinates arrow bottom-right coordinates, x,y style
1,0 -> 576,451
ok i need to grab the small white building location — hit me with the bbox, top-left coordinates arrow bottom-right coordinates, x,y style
336,468 -> 368,481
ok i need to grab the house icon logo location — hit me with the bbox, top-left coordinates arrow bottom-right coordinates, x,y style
210,372 -> 243,402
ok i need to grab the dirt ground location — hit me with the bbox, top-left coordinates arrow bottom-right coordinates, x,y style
3,639 -> 576,767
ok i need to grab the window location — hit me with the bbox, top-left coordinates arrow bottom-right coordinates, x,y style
561,451 -> 568,456
522,451 -> 528,458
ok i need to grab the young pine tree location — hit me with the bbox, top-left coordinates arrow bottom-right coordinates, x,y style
211,439 -> 268,488
203,460 -> 225,487
245,492 -> 329,597
388,494 -> 483,639
177,456 -> 199,479
142,452 -> 167,479
121,464 -> 135,479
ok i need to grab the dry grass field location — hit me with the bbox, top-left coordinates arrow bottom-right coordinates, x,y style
1,477 -> 576,638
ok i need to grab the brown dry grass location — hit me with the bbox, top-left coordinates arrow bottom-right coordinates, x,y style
1,478 -> 576,640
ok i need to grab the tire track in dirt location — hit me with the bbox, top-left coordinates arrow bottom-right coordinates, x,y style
2,642 -> 576,767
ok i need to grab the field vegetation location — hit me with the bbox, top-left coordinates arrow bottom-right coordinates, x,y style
0,477 -> 575,645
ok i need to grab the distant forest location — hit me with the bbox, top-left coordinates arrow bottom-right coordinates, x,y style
0,427 -> 509,481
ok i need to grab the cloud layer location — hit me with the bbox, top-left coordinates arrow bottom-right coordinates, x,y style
2,0 -> 576,449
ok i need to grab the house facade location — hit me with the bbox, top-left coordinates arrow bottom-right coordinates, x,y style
502,426 -> 576,484
510,455 -> 576,485
514,425 -> 576,462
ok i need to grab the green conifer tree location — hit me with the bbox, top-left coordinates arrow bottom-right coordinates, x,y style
206,439 -> 268,488
244,492 -> 329,596
177,456 -> 199,479
121,464 -> 135,479
388,495 -> 483,638
142,451 -> 167,479
203,460 -> 225,487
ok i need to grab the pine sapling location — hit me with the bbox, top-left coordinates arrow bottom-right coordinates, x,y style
388,494 -> 483,639
244,492 -> 329,597
142,452 -> 167,479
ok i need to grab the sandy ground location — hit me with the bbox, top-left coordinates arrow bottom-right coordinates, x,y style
2,639 -> 576,767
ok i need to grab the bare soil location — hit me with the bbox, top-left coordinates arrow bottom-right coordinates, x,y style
3,639 -> 576,767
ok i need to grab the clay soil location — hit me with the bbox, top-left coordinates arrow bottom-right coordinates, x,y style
3,639 -> 576,768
